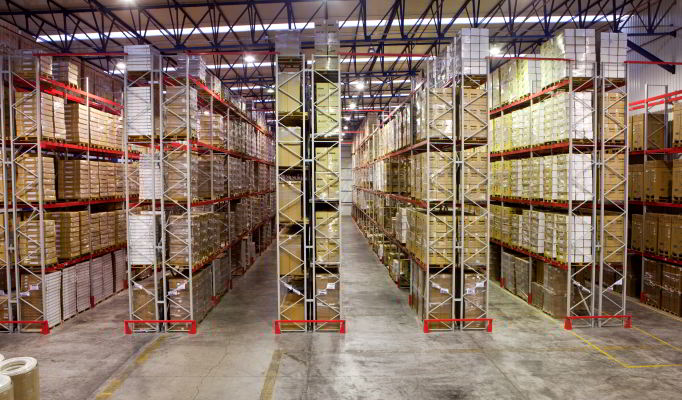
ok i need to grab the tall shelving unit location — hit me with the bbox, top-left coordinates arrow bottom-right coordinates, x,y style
276,53 -> 308,332
124,51 -> 275,333
311,53 -> 342,331
1,52 -> 128,333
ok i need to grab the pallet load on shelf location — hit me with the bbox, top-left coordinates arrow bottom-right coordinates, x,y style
167,214 -> 202,267
57,160 -> 90,200
115,209 -> 126,245
20,272 -> 61,329
124,45 -> 160,72
314,21 -> 339,70
644,160 -> 672,201
642,258 -> 662,308
411,151 -> 453,201
278,177 -> 303,223
598,32 -> 627,79
661,263 -> 682,316
315,210 -> 339,264
198,112 -> 224,146
674,103 -> 682,146
132,277 -> 161,322
629,113 -> 664,151
315,273 -> 340,329
18,217 -> 57,266
139,153 -> 162,200
129,212 -> 159,265
407,210 -> 453,266
315,81 -> 340,134
46,212 -> 81,260
462,146 -> 487,201
52,57 -> 80,87
126,86 -> 155,140
597,212 -> 626,263
113,249 -> 127,292
416,88 -> 453,141
12,49 -> 52,79
163,86 -> 198,139
175,54 -> 207,82
599,93 -> 626,143
314,146 -> 339,200
90,255 -> 104,304
458,87 -> 488,141
540,28 -> 596,87
75,261 -> 90,312
168,267 -> 212,326
62,266 -> 77,319
630,212 -> 682,259
453,28 -> 489,76
15,154 -> 56,202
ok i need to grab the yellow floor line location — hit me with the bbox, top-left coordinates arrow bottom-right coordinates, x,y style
259,349 -> 283,400
96,336 -> 166,399
631,326 -> 682,352
491,282 -> 681,369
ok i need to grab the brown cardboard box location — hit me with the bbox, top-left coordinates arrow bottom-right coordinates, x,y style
278,180 -> 302,223
662,263 -> 682,315
424,273 -> 454,326
463,274 -> 487,328
642,258 -> 662,308
630,113 -> 665,150
673,102 -> 682,145
543,291 -> 567,318
277,126 -> 302,167
673,159 -> 682,201
278,229 -> 303,276
132,277 -> 160,321
643,213 -> 659,254
279,292 -> 305,330
671,215 -> 682,259
631,214 -> 643,251
277,72 -> 302,114
657,214 -> 673,257
644,160 -> 672,201
598,214 -> 625,263
629,163 -> 643,200
315,274 -> 340,330
601,154 -> 625,202
531,281 -> 545,309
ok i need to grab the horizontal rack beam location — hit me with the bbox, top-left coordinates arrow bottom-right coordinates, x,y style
490,141 -> 596,158
354,187 -> 427,208
629,200 -> 682,209
490,196 -> 615,210
130,190 -> 274,208
491,238 -> 569,270
628,249 -> 682,267
46,244 -> 126,273
629,147 -> 682,155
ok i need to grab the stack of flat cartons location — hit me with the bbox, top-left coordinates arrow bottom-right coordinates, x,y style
630,214 -> 643,251
98,162 -> 116,197
601,153 -> 625,202
47,212 -> 81,260
100,254 -> 114,299
175,54 -> 207,82
52,57 -> 80,87
315,210 -> 339,264
76,211 -> 89,255
314,21 -> 340,70
126,86 -> 154,139
16,154 -> 56,202
421,272 -> 453,323
113,249 -> 127,292
674,103 -> 682,146
57,159 -> 90,200
461,215 -> 487,266
644,160 -> 672,201
90,255 -> 104,304
278,179 -> 302,223
89,161 -> 100,198
643,213 -> 659,254
598,213 -> 626,263
630,113 -> 665,151
453,28 -> 489,76
19,218 -> 57,266
75,261 -> 91,312
20,272 -> 61,329
129,212 -> 158,265
394,207 -> 409,244
124,45 -> 160,71
139,154 -> 162,200
115,164 -> 125,197
600,93 -> 626,143
598,32 -> 627,79
461,146 -> 487,202
89,212 -> 101,252
410,211 -> 454,266
61,266 -> 77,319
516,59 -> 542,99
528,210 -> 545,254
556,154 -> 593,201
115,210 -> 126,245
167,214 -> 202,266
629,163 -> 643,200
419,89 -> 454,141
100,211 -> 116,249
198,112 -> 224,146
164,151 -> 198,201
554,214 -> 592,264
275,30 -> 301,56
513,256 -> 530,301
13,50 -> 52,79
14,92 -> 55,139
163,87 -> 198,138
276,126 -> 302,167
657,214 -> 673,258
53,96 -> 67,141
540,29 -> 596,87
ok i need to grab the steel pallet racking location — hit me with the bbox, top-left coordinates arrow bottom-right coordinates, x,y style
124,52 -> 275,333
0,52 -> 127,333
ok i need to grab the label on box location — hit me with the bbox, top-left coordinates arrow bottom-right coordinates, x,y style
326,283 -> 335,290
475,281 -> 485,288
168,290 -> 178,296
30,284 -> 40,291
466,288 -> 475,295
20,291 -> 30,297
318,290 -> 327,296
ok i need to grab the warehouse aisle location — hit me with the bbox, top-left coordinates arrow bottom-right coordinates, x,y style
6,217 -> 682,400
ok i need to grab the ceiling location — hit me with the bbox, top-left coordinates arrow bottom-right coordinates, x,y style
0,0 -> 676,118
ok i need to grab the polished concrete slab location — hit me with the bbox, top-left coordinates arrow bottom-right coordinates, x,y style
1,216 -> 681,399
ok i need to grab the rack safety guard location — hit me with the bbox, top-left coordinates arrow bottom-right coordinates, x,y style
274,320 -> 346,334
563,315 -> 632,330
0,321 -> 50,335
124,320 -> 197,334
423,318 -> 493,333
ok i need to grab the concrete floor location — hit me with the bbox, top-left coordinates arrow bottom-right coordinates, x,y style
2,216 -> 682,399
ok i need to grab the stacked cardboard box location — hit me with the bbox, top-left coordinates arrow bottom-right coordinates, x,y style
129,212 -> 159,265
644,160 -> 672,201
20,272 -> 62,329
198,113 -> 224,146
315,82 -> 340,134
601,153 -> 626,202
674,103 -> 682,145
57,160 -> 90,200
14,92 -> 56,140
164,151 -> 198,201
277,72 -> 302,115
315,273 -> 341,329
642,258 -> 662,308
124,45 -> 160,71
630,113 -> 665,150
125,86 -> 154,138
461,146 -> 487,202
278,179 -> 302,223
412,151 -> 454,201
47,212 -> 82,260
100,211 -> 116,249
139,154 -> 162,200
543,262 -> 568,317
19,218 -> 57,266
89,212 -> 102,252
453,28 -> 489,76
167,214 -> 202,266
175,54 -> 207,82
598,32 -> 627,79
168,267 -> 212,324
629,163 -> 643,200
13,50 -> 52,79
163,87 -> 198,138
98,162 -> 116,197
458,88 -> 487,141
673,159 -> 682,201
52,57 -> 80,87
408,211 -> 454,266
16,154 -> 56,202
554,214 -> 592,264
115,210 -> 126,245
75,261 -> 91,312
540,29 -> 596,87
599,93 -> 626,143
514,256 -> 530,301
61,266 -> 77,319
315,210 -> 339,264
598,213 -> 626,263
556,153 -> 593,201
661,264 -> 682,316
314,146 -> 339,200
132,277 -> 160,321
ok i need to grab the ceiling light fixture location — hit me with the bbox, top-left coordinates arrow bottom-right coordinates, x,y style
354,81 -> 365,90
349,102 -> 357,109
244,55 -> 255,63
266,87 -> 274,93
116,61 -> 126,70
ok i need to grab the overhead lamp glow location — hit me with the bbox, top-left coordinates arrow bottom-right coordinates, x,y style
244,55 -> 255,63
353,81 -> 365,90
343,116 -> 351,121
349,102 -> 357,109
266,87 -> 274,93
343,126 -> 348,130
203,110 -> 210,116
115,62 -> 126,70
489,46 -> 502,56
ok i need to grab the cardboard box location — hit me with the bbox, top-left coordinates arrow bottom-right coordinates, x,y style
278,180 -> 302,223
631,214 -> 643,251
531,281 -> 545,309
463,274 -> 487,328
657,214 -> 673,257
315,274 -> 340,329
642,258 -> 662,308
629,163 -> 643,200
644,160 -> 672,201
277,126 -> 302,167
671,215 -> 682,259
643,213 -> 659,254
672,159 -> 682,201
279,292 -> 305,330
630,113 -> 665,150
278,228 -> 303,276
277,72 -> 301,114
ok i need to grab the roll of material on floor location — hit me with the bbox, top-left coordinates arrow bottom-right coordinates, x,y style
0,374 -> 14,400
0,357 -> 38,400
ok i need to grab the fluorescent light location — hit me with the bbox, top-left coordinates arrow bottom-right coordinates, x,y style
349,102 -> 357,109
343,116 -> 351,121
343,126 -> 348,130
266,88 -> 274,93
244,55 -> 255,63
203,110 -> 210,116
490,46 -> 502,56
354,81 -> 365,90
116,62 -> 126,70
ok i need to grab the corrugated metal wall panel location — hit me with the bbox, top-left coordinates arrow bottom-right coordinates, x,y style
626,3 -> 682,112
